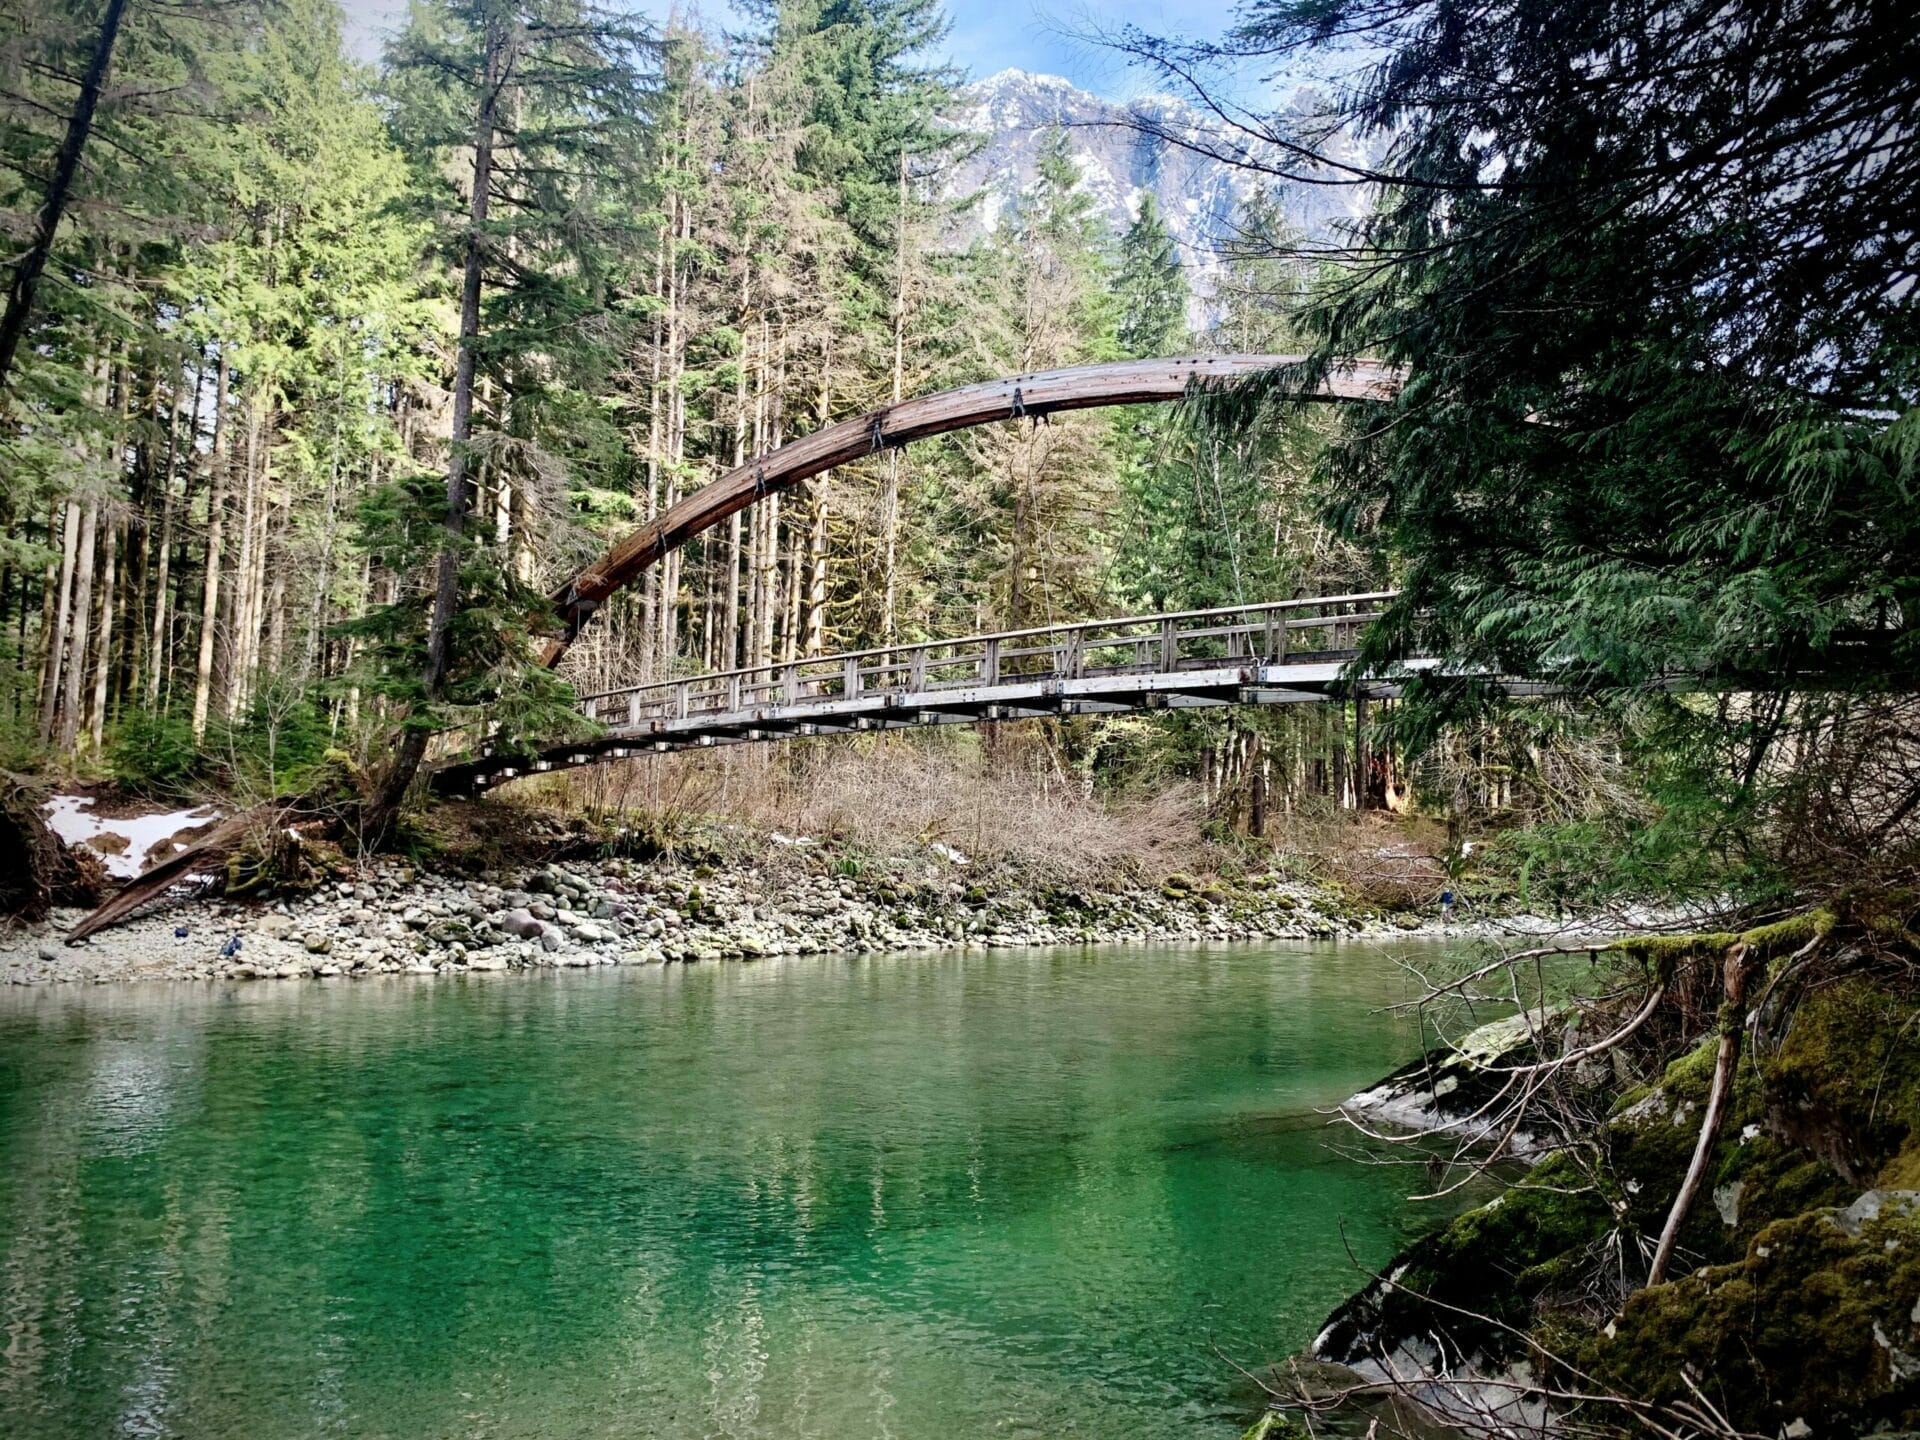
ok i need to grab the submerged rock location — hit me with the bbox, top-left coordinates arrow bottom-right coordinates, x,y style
1340,1007 -> 1558,1154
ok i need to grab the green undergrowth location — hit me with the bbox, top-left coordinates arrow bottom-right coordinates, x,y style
1460,764 -> 1798,915
106,687 -> 336,801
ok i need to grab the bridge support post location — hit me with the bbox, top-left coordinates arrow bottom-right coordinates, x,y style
1250,733 -> 1267,838
1354,693 -> 1373,813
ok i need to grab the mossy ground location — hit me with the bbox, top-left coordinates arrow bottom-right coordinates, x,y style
1304,935 -> 1920,1439
1569,1199 -> 1920,1435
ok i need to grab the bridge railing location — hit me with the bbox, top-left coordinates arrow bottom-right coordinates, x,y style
574,591 -> 1396,733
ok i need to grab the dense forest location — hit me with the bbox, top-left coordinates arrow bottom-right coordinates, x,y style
3,0 -> 1914,911
0,0 -> 1369,845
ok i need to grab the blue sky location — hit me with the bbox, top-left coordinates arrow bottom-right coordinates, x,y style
338,0 -> 1248,100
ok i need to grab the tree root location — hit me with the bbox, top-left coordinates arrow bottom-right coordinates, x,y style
0,771 -> 108,922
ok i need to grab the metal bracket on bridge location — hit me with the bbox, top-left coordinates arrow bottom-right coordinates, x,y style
564,596 -> 599,642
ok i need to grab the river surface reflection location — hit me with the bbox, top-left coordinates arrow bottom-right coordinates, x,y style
0,940 -> 1459,1439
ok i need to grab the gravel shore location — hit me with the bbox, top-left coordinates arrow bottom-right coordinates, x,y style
0,852 -> 1568,987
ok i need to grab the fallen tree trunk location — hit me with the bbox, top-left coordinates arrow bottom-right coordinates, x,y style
63,803 -> 294,944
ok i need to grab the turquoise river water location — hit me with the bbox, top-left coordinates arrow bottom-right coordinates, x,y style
0,940 -> 1458,1440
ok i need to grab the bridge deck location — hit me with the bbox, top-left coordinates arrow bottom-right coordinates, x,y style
435,592 -> 1458,795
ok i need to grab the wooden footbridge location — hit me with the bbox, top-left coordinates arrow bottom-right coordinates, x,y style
542,354 -> 1400,664
434,353 -> 1423,793
432,591 -> 1498,794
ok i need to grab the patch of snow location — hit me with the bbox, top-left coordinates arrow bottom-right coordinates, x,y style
44,794 -> 221,879
929,842 -> 969,865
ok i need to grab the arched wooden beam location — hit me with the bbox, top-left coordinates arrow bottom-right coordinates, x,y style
546,353 -> 1398,662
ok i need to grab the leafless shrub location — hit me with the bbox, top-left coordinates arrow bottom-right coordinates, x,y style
539,728 -> 1215,885
1327,839 -> 1447,911
1416,707 -> 1651,830
1762,693 -> 1920,892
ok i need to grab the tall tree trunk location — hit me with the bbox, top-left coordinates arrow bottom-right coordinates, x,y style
244,430 -> 274,691
362,20 -> 506,843
305,379 -> 345,685
781,510 -> 802,664
0,0 -> 129,392
223,408 -> 261,717
882,148 -> 907,642
638,222 -> 666,680
191,352 -> 230,740
803,484 -> 828,658
723,253 -> 751,672
265,502 -> 287,677
37,501 -> 79,742
57,500 -> 98,753
160,367 -> 204,709
653,187 -> 689,676
104,344 -> 135,720
87,516 -> 117,750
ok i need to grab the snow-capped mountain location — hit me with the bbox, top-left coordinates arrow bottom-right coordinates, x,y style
943,69 -> 1381,302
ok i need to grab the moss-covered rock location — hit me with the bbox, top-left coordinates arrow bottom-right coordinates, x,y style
1313,943 -> 1920,1438
1763,975 -> 1920,1188
1610,1031 -> 1855,1264
1340,1008 -> 1561,1151
1568,1193 -> 1920,1436
1316,1151 -> 1614,1367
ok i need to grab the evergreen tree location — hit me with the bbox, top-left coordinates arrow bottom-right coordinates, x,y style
1113,193 -> 1185,360
0,0 -> 1407,842
952,127 -> 1119,629
359,0 -> 657,838
743,0 -> 962,347
1210,0 -> 1919,725
0,0 -> 129,393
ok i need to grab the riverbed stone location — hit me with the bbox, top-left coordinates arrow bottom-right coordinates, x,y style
499,909 -> 545,939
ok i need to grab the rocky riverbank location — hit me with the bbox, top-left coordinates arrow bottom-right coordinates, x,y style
1254,916 -> 1920,1440
0,849 -> 1542,987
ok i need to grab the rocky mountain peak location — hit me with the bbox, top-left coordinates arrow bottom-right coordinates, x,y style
942,68 -> 1379,304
